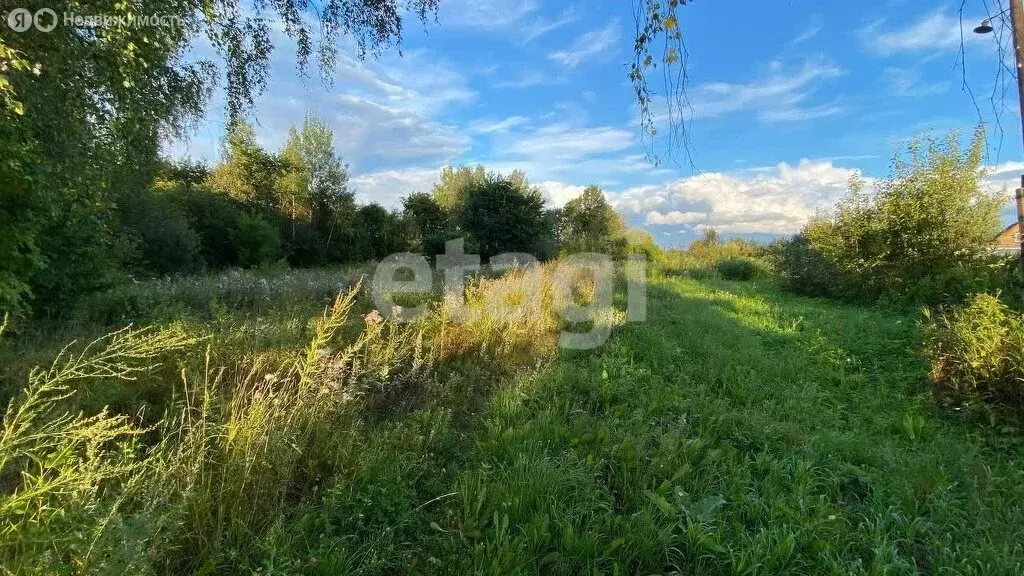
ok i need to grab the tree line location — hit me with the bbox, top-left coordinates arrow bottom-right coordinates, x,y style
1,112 -> 655,316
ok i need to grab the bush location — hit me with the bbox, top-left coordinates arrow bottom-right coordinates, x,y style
716,257 -> 759,281
119,190 -> 201,275
780,129 -> 1004,306
922,293 -> 1024,421
233,212 -> 282,268
771,234 -> 845,298
179,186 -> 246,268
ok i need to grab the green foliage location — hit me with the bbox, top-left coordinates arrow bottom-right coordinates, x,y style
403,192 -> 453,256
716,257 -> 759,281
206,121 -> 285,209
1,0 -> 433,312
922,293 -> 1024,422
780,129 -> 1005,306
233,213 -> 282,268
178,185 -> 247,269
770,234 -> 845,298
624,228 -> 664,260
353,204 -> 417,261
459,178 -> 555,261
660,228 -> 766,280
4,261 -> 1024,572
560,185 -> 629,257
118,189 -> 202,275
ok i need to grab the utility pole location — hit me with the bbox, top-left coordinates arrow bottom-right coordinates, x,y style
1011,0 -> 1024,273
978,1 -> 1024,272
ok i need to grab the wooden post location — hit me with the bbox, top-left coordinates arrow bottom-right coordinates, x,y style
1011,1 -> 1024,273
1017,179 -> 1024,273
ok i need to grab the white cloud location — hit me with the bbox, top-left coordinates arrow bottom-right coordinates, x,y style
759,102 -> 844,122
440,0 -> 538,30
493,69 -> 562,89
173,39 -> 474,175
884,67 -> 951,97
324,95 -> 469,168
469,116 -> 531,134
549,21 -> 620,68
352,168 -> 439,208
646,211 -> 707,226
860,9 -> 982,55
983,162 -> 1024,205
612,159 -> 863,234
687,58 -> 845,122
536,181 -> 587,208
508,123 -> 635,160
792,14 -> 823,45
521,7 -> 580,44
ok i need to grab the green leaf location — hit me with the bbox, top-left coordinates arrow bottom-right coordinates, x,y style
689,494 -> 725,522
645,489 -> 675,517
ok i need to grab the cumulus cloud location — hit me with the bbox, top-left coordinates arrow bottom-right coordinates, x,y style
613,159 -> 862,234
536,181 -> 587,208
352,168 -> 440,208
645,211 -> 707,226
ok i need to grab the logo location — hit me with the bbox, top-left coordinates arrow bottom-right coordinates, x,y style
33,8 -> 57,32
6,8 -> 32,32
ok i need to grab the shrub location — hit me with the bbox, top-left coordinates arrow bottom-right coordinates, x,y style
715,257 -> 759,281
233,212 -> 282,268
119,190 -> 202,275
180,186 -> 246,268
922,293 -> 1024,421
771,234 -> 845,298
283,220 -> 326,267
781,128 -> 1004,306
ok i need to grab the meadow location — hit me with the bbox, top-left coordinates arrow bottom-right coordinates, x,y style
1,257 -> 1022,574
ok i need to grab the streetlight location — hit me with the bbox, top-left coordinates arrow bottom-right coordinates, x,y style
975,4 -> 1024,272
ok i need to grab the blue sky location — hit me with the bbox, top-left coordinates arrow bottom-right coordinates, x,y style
169,0 -> 1024,247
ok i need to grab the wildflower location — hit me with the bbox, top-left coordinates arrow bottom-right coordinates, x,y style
364,309 -> 384,326
31,62 -> 42,75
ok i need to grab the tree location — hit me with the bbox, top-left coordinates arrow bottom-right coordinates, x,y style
560,185 -> 627,254
206,121 -> 284,209
294,117 -> 354,245
353,204 -> 416,261
276,116 -> 354,261
432,165 -> 488,214
403,192 -> 452,256
0,0 -> 438,312
459,179 -> 554,261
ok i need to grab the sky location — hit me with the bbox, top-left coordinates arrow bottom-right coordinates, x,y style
167,0 -> 1024,247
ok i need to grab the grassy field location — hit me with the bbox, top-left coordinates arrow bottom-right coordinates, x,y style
2,264 -> 1023,574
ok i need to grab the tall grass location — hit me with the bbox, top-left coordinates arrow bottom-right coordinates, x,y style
0,264 -> 582,572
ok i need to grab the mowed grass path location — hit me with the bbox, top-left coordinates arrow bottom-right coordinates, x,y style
272,273 -> 1024,574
